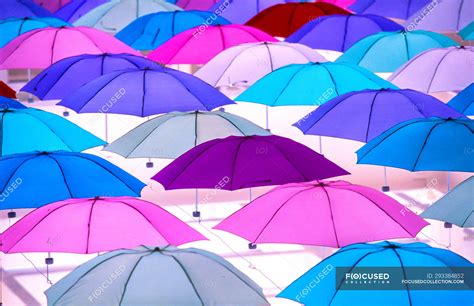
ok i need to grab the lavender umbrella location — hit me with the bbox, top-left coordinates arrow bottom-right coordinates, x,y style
54,0 -> 110,23
349,0 -> 431,20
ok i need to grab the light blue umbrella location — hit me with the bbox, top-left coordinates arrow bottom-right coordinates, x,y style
448,83 -> 474,116
459,22 -> 474,40
336,30 -> 458,72
0,17 -> 69,47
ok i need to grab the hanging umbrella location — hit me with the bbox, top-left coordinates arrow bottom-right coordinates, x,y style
45,245 -> 269,305
0,17 -> 69,48
421,176 -> 474,228
245,3 -> 350,38
388,46 -> 474,93
336,30 -> 458,73
115,10 -> 230,50
33,0 -> 71,12
195,42 -> 326,88
1,0 -> 54,19
104,110 -> 270,159
0,81 -> 17,99
0,108 -> 105,155
357,118 -> 474,172
278,241 -> 473,305
74,0 -> 182,34
0,151 -> 145,210
448,83 -> 474,116
0,196 -> 207,254
147,24 -> 277,65
215,180 -> 428,247
0,26 -> 140,69
58,67 -> 234,117
21,53 -> 160,100
459,22 -> 474,40
235,62 -> 397,106
0,97 -> 26,109
294,89 -> 465,143
404,0 -> 473,32
349,0 -> 432,20
153,135 -> 349,190
286,14 -> 404,52
54,0 -> 110,23
176,0 -> 219,10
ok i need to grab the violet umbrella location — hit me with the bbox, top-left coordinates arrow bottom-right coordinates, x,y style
1,0 -> 54,19
33,0 -> 71,12
175,0 -> 219,10
54,0 -> 110,23
349,0 -> 432,20
147,24 -> 277,65
215,180 -> 428,248
0,26 -> 140,69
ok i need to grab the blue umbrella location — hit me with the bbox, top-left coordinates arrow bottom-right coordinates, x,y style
278,241 -> 473,305
0,151 -> 145,209
116,10 -> 230,50
448,83 -> 474,116
0,97 -> 26,109
1,0 -> 54,19
357,118 -> 474,172
54,0 -> 110,23
349,0 -> 431,20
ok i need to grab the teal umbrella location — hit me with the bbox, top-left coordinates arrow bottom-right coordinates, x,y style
336,30 -> 458,72
448,83 -> 474,116
0,17 -> 69,47
459,22 -> 474,40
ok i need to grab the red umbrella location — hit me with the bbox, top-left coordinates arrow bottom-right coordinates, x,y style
246,3 -> 350,38
0,81 -> 16,98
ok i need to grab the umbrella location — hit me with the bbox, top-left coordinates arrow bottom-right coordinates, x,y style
152,135 -> 349,190
58,67 -> 234,117
0,108 -> 105,155
0,97 -> 26,109
0,17 -> 69,48
388,46 -> 474,93
115,10 -> 230,50
336,30 -> 458,73
1,0 -> 54,19
448,83 -> 474,116
147,24 -> 277,65
0,81 -> 16,98
404,0 -> 473,32
104,110 -> 271,159
235,62 -> 397,106
357,118 -> 474,172
45,246 -> 270,306
421,176 -> 474,228
459,22 -> 474,40
294,88 -> 465,143
74,0 -> 182,34
285,14 -> 404,52
0,196 -> 207,254
245,3 -> 350,38
0,26 -> 140,69
194,42 -> 326,88
0,151 -> 145,210
215,180 -> 428,247
21,53 -> 160,100
54,0 -> 110,23
278,241 -> 473,306
349,0 -> 432,20
176,0 -> 219,10
33,0 -> 71,12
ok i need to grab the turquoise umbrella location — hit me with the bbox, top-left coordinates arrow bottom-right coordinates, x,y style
448,83 -> 474,116
336,30 -> 458,72
0,17 -> 69,47
459,22 -> 474,40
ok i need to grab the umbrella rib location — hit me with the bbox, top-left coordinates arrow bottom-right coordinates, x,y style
229,138 -> 246,190
426,49 -> 455,93
263,42 -> 274,71
75,27 -> 108,53
364,90 -> 383,141
387,246 -> 413,306
319,64 -> 340,96
410,121 -> 444,171
457,0 -> 464,30
270,64 -> 308,106
0,30 -> 45,68
47,155 -> 74,197
212,44 -> 257,86
27,110 -> 76,151
341,15 -> 350,51
0,112 -> 5,155
460,210 -> 473,228
118,253 -> 154,306
320,185 -> 340,247
194,111 -> 198,146
351,33 -> 387,67
49,28 -> 61,65
0,155 -> 38,198
84,198 -> 98,254
216,113 -> 248,135
141,69 -> 147,116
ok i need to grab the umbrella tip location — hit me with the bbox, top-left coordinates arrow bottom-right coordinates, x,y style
384,243 -> 400,249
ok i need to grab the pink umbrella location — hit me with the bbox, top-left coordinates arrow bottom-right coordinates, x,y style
147,24 -> 277,65
0,196 -> 207,254
0,26 -> 140,69
215,180 -> 428,248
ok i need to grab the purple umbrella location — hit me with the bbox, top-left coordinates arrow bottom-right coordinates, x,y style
54,0 -> 109,23
286,14 -> 403,52
58,67 -> 234,117
22,53 -> 159,100
152,135 -> 349,190
349,0 -> 431,20
1,0 -> 54,19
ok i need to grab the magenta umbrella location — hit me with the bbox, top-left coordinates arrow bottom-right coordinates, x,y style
215,180 -> 428,248
0,26 -> 139,69
0,196 -> 207,254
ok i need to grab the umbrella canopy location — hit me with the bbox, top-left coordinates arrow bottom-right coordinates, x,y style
357,118 -> 474,172
0,196 -> 207,254
286,14 -> 404,52
336,30 -> 458,73
58,67 -> 234,117
0,151 -> 145,210
245,3 -> 350,38
147,24 -> 277,65
0,26 -> 140,69
1,0 -> 54,19
278,241 -> 473,305
235,62 -> 397,106
295,89 -> 465,142
388,46 -> 474,93
0,97 -> 26,109
404,0 -> 473,32
21,53 -> 159,100
459,22 -> 474,40
45,245 -> 269,306
116,10 -> 230,50
349,0 -> 431,19
74,0 -> 182,34
176,0 -> 218,10
0,81 -> 17,98
448,83 -> 474,116
54,0 -> 110,23
0,108 -> 105,155
33,0 -> 71,12
215,180 -> 428,247
194,42 -> 326,88
153,135 -> 349,190
0,17 -> 69,48
104,110 -> 271,159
